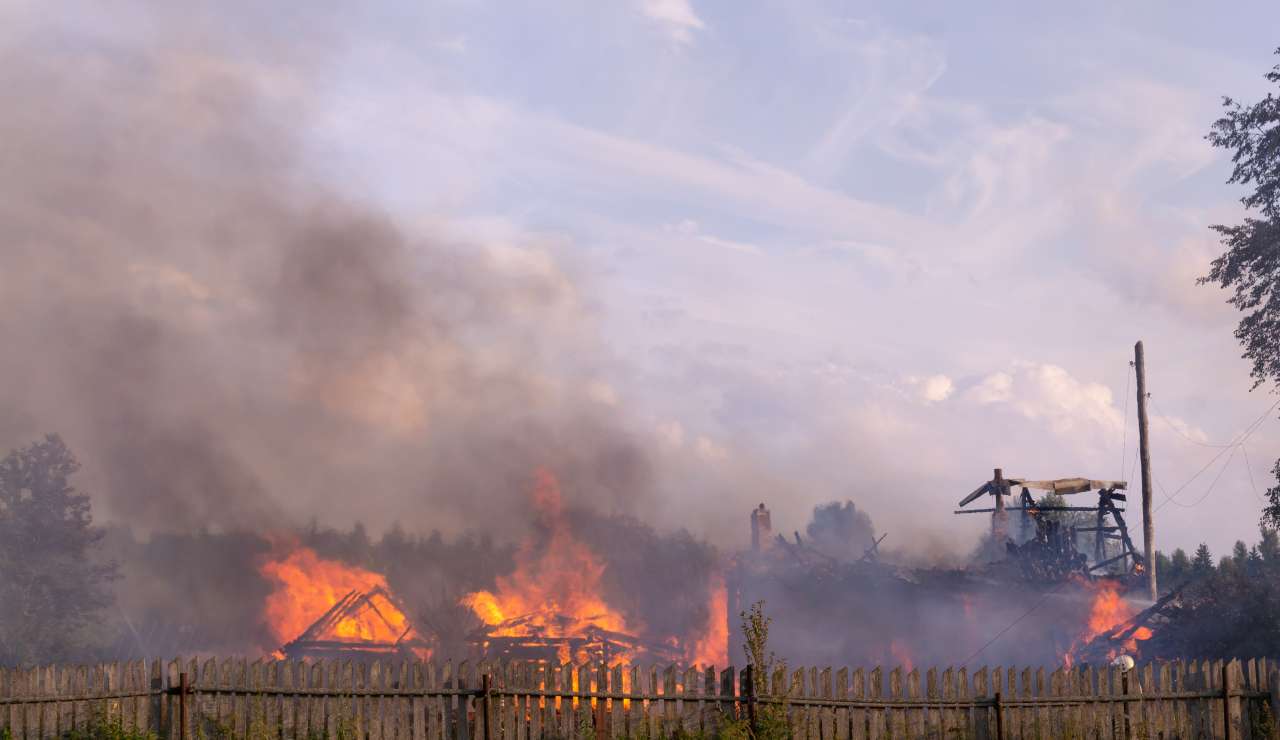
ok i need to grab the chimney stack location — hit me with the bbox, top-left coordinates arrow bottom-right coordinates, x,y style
751,503 -> 772,551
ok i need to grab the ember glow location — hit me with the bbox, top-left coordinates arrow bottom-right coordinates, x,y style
259,544 -> 409,645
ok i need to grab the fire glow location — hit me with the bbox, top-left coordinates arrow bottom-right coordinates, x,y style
462,468 -> 728,666
1063,580 -> 1152,667
259,544 -> 409,646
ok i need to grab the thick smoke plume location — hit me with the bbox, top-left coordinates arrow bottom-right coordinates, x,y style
0,3 -> 736,661
0,6 -> 657,537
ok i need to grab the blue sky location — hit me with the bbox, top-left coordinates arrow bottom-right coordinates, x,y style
284,2 -> 1280,554
9,1 -> 1280,557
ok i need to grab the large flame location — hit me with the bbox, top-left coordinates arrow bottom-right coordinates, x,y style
260,544 -> 409,645
1063,580 -> 1152,667
463,468 -> 728,666
688,572 -> 729,667
461,469 -> 636,661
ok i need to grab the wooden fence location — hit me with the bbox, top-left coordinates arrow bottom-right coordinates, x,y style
2,657 -> 1279,739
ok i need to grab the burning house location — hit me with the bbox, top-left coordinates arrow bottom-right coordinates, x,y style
261,470 -> 727,667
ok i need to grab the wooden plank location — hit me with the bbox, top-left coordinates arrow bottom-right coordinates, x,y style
316,661 -> 332,740
834,668 -> 849,740
1227,660 -> 1244,740
642,666 -> 658,740
559,664 -> 573,740
4,665 -> 17,738
888,668 -> 904,740
908,669 -> 923,740
815,667 -> 831,740
678,665 -> 694,737
867,667 -> 883,740
972,667 -> 987,740
850,668 -> 866,740
991,667 -> 1005,740
290,660 -> 307,740
442,661 -> 457,740
1073,667 -> 1087,740
501,661 -> 514,740
718,667 -> 734,733
410,662 -> 426,740
534,662 -> 550,740
426,661 -> 442,740
1209,659 -> 1224,740
659,666 -> 674,740
940,668 -> 954,740
790,668 -> 804,739
358,660 -> 375,740
1017,667 -> 1031,740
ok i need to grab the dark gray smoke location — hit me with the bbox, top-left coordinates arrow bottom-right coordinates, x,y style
805,500 -> 877,560
0,5 -> 658,537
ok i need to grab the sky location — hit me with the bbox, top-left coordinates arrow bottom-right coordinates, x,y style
304,1 -> 1280,555
6,1 -> 1280,558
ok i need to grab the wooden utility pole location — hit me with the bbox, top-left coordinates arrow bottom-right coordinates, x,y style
992,468 -> 1008,541
1134,341 -> 1157,600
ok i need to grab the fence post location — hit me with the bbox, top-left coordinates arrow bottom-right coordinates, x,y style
743,665 -> 756,731
1270,669 -> 1280,740
992,691 -> 1003,740
1221,662 -> 1232,740
178,672 -> 188,740
480,673 -> 492,740
1122,671 -> 1132,740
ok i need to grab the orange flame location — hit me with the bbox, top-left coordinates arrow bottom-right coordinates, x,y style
688,572 -> 729,667
1062,580 -> 1152,667
259,544 -> 408,646
462,469 -> 636,662
463,468 -> 728,666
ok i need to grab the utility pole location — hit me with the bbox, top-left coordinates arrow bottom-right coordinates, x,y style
1134,341 -> 1157,600
992,468 -> 1008,541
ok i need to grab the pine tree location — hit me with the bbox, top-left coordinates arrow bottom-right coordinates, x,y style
1192,543 -> 1215,574
0,435 -> 118,664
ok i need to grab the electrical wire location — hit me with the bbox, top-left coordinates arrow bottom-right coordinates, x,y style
1149,394 -> 1279,509
956,581 -> 1071,668
1240,445 -> 1264,503
1149,397 -> 1240,449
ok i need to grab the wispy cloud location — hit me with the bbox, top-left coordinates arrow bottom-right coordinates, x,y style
636,0 -> 705,45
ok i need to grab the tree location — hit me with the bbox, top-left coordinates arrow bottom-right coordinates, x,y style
0,435 -> 118,664
1192,543 -> 1216,574
1200,48 -> 1280,527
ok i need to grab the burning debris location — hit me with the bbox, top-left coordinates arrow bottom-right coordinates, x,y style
465,610 -> 682,664
280,586 -> 433,661
259,470 -> 728,666
260,544 -> 433,661
461,469 -> 726,666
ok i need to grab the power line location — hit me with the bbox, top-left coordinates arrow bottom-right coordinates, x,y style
1241,445 -> 1263,503
1149,397 -> 1238,449
956,580 -> 1070,668
1148,394 -> 1279,510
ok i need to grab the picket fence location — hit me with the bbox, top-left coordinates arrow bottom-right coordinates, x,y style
2,657 -> 1279,740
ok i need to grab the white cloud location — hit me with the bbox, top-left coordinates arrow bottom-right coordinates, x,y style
904,373 -> 954,403
636,0 -> 705,45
